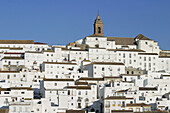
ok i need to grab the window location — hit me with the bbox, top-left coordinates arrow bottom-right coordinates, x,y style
144,63 -> 146,67
129,54 -> 131,58
55,83 -> 57,86
149,57 -> 151,61
78,91 -> 81,95
129,60 -> 132,64
106,101 -> 110,107
123,60 -> 125,64
8,61 -> 11,65
68,90 -> 70,95
102,67 -> 105,71
4,92 -> 9,94
85,91 -> 88,95
7,75 -> 10,79
106,109 -> 110,113
19,107 -> 22,112
144,57 -> 146,61
98,27 -> 101,33
123,53 -> 125,58
13,107 -> 16,112
145,42 -> 148,45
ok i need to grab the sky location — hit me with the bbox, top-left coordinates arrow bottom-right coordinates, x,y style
0,0 -> 170,50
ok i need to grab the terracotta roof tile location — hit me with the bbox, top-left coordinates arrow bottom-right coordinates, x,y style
44,78 -> 74,81
105,96 -> 133,100
85,62 -> 124,66
107,37 -> 135,45
0,40 -> 34,44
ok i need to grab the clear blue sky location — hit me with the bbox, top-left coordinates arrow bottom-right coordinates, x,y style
0,0 -> 170,50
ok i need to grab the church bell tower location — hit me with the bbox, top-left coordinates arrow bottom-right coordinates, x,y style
93,13 -> 104,36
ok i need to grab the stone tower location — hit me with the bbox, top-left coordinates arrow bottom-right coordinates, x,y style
93,13 -> 104,36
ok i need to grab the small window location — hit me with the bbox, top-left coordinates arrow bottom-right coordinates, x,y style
98,27 -> 101,33
102,67 -> 105,71
78,91 -> 81,95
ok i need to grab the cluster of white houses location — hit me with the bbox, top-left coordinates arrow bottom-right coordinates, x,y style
0,14 -> 170,113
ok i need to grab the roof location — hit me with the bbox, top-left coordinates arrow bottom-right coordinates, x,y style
85,62 -> 124,66
0,109 -> 9,113
25,51 -> 42,53
0,40 -> 34,44
134,111 -> 168,113
9,47 -> 23,50
0,47 -> 23,50
75,82 -> 88,85
44,50 -> 54,52
139,87 -> 157,91
79,77 -> 104,81
4,52 -> 24,54
111,110 -> 133,112
69,49 -> 88,51
126,103 -> 151,107
0,47 -> 9,49
34,42 -> 48,45
2,57 -> 24,60
116,89 -> 128,93
86,34 -> 105,37
162,75 -> 170,77
138,53 -> 158,55
104,76 -> 122,79
66,110 -> 86,113
0,71 -> 20,73
104,96 -> 133,100
121,74 -> 140,76
10,87 -> 34,90
82,60 -> 91,62
108,49 -> 145,52
135,34 -> 152,40
107,37 -> 135,45
0,88 -> 11,91
44,62 -> 77,65
159,56 -> 170,58
44,78 -> 74,81
65,86 -> 91,90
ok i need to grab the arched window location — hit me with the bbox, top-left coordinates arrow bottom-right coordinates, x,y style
98,27 -> 101,33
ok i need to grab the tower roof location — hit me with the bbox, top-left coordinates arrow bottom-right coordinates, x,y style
95,13 -> 103,24
135,34 -> 152,40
